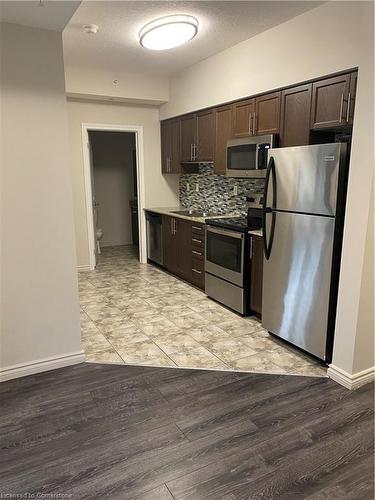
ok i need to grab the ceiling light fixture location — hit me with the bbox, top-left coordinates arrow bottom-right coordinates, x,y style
139,15 -> 198,51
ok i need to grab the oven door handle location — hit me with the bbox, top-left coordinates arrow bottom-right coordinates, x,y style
206,225 -> 244,239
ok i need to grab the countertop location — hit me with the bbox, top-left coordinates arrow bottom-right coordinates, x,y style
144,207 -> 239,224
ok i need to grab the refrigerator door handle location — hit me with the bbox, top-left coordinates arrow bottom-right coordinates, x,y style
262,156 -> 277,260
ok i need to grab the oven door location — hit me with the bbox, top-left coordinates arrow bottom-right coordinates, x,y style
205,226 -> 245,287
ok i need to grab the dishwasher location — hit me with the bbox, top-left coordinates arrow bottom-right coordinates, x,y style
146,212 -> 163,266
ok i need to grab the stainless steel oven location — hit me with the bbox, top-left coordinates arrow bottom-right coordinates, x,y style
205,225 -> 246,313
226,134 -> 275,178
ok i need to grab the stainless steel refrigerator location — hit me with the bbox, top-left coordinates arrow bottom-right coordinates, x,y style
262,143 -> 348,362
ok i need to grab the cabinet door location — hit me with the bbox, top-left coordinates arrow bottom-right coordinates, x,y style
310,74 -> 350,129
232,99 -> 255,138
162,215 -> 177,273
347,71 -> 357,125
180,114 -> 196,162
255,91 -> 281,135
175,218 -> 192,280
250,235 -> 263,315
160,120 -> 171,173
196,110 -> 214,161
279,84 -> 312,147
214,105 -> 232,175
170,118 -> 181,173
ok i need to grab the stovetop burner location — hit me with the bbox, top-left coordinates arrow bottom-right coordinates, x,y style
206,216 -> 262,232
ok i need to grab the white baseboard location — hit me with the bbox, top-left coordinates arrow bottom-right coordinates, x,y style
78,264 -> 91,272
327,364 -> 375,390
0,351 -> 86,382
101,240 -> 132,247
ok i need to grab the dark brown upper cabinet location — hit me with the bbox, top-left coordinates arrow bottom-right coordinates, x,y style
161,119 -> 180,173
214,104 -> 232,175
279,83 -> 312,147
180,111 -> 214,163
232,98 -> 255,138
310,73 -> 351,129
347,71 -> 357,125
180,114 -> 196,162
232,92 -> 281,138
196,110 -> 214,162
255,91 -> 281,135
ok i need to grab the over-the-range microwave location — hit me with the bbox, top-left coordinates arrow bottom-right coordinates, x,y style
226,134 -> 275,178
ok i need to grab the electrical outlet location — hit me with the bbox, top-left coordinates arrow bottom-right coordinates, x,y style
195,183 -> 199,192
233,184 -> 238,195
186,182 -> 190,192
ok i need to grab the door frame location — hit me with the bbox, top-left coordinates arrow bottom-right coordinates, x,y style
81,123 -> 147,269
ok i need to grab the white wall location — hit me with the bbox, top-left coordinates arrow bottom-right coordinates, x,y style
90,131 -> 135,247
0,23 -> 82,379
67,99 -> 179,268
65,65 -> 169,105
160,1 -> 374,378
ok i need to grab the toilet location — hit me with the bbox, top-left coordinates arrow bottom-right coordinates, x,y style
96,228 -> 103,254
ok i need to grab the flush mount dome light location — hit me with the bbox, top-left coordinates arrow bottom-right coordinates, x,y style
139,15 -> 198,50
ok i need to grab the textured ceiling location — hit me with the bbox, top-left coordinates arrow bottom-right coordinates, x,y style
63,1 -> 324,76
0,0 -> 80,31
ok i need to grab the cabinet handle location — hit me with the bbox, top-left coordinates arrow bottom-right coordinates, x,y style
339,93 -> 344,122
248,113 -> 252,135
190,144 -> 193,161
192,250 -> 202,256
192,269 -> 202,274
192,238 -> 202,244
192,226 -> 202,231
168,157 -> 171,172
249,237 -> 253,259
346,92 -> 351,122
253,112 -> 256,135
194,144 -> 197,161
170,218 -> 173,235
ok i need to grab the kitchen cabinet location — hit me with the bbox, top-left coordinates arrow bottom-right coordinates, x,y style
280,83 -> 312,147
214,104 -> 232,174
250,235 -> 263,316
180,111 -> 214,162
161,119 -> 181,173
162,215 -> 191,281
232,99 -> 255,138
347,71 -> 358,125
196,110 -> 214,161
180,114 -> 196,162
129,200 -> 139,246
232,92 -> 281,137
162,216 -> 205,289
255,91 -> 281,135
310,73 -> 351,129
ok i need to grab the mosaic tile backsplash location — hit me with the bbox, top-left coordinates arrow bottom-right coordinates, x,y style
179,164 -> 265,215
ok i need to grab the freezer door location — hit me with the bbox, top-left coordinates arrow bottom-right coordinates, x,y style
262,211 -> 335,360
266,143 -> 346,216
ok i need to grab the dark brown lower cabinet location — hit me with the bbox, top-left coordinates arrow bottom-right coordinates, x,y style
250,235 -> 263,316
162,216 -> 205,289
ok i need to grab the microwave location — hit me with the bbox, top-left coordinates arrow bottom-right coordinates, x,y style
226,134 -> 275,178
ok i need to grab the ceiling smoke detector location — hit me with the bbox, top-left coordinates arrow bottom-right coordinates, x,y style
83,24 -> 99,35
139,15 -> 198,51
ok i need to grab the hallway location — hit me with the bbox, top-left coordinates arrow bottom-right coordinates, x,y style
79,246 -> 326,377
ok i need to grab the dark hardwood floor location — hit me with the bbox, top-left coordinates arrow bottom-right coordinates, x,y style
0,363 -> 373,499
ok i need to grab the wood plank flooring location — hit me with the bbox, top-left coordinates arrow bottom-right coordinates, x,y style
0,363 -> 373,499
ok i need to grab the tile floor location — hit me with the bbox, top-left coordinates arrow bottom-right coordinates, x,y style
79,245 -> 327,377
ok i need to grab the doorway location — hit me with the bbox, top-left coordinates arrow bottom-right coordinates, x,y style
82,123 -> 146,269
